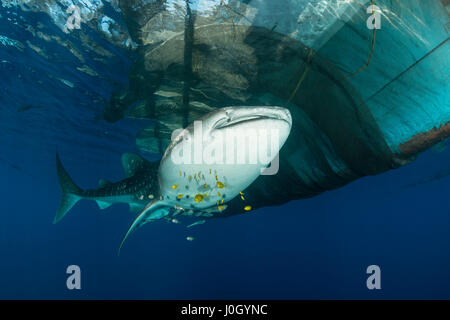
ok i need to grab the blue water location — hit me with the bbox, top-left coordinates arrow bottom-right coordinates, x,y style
1,3 -> 450,299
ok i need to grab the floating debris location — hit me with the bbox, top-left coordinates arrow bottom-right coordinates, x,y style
186,236 -> 195,241
171,218 -> 180,224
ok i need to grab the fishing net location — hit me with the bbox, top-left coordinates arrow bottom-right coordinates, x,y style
104,0 -> 449,212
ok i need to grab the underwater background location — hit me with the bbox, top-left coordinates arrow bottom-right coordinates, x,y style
1,0 -> 449,299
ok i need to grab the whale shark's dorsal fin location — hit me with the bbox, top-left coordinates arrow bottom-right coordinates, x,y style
118,200 -> 170,255
121,153 -> 151,178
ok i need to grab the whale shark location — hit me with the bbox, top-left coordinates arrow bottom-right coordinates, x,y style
55,106 -> 292,252
119,106 -> 292,252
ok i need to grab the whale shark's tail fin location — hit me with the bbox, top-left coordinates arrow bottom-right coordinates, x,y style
118,200 -> 170,255
54,154 -> 82,224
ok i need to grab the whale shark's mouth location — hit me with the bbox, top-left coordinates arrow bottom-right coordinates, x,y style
213,107 -> 292,130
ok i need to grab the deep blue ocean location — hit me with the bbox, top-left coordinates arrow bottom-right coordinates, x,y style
1,2 -> 450,299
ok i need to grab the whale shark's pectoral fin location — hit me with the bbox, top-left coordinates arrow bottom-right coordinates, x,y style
118,200 -> 169,255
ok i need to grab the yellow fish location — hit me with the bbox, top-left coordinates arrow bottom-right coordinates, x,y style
244,205 -> 252,211
218,205 -> 225,211
177,194 -> 183,200
172,184 -> 178,189
194,194 -> 204,203
217,181 -> 225,189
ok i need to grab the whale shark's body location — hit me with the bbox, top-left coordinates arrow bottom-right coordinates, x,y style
55,106 -> 292,252
54,153 -> 160,224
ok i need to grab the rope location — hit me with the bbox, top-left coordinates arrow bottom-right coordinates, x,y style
284,48 -> 314,106
345,0 -> 377,78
